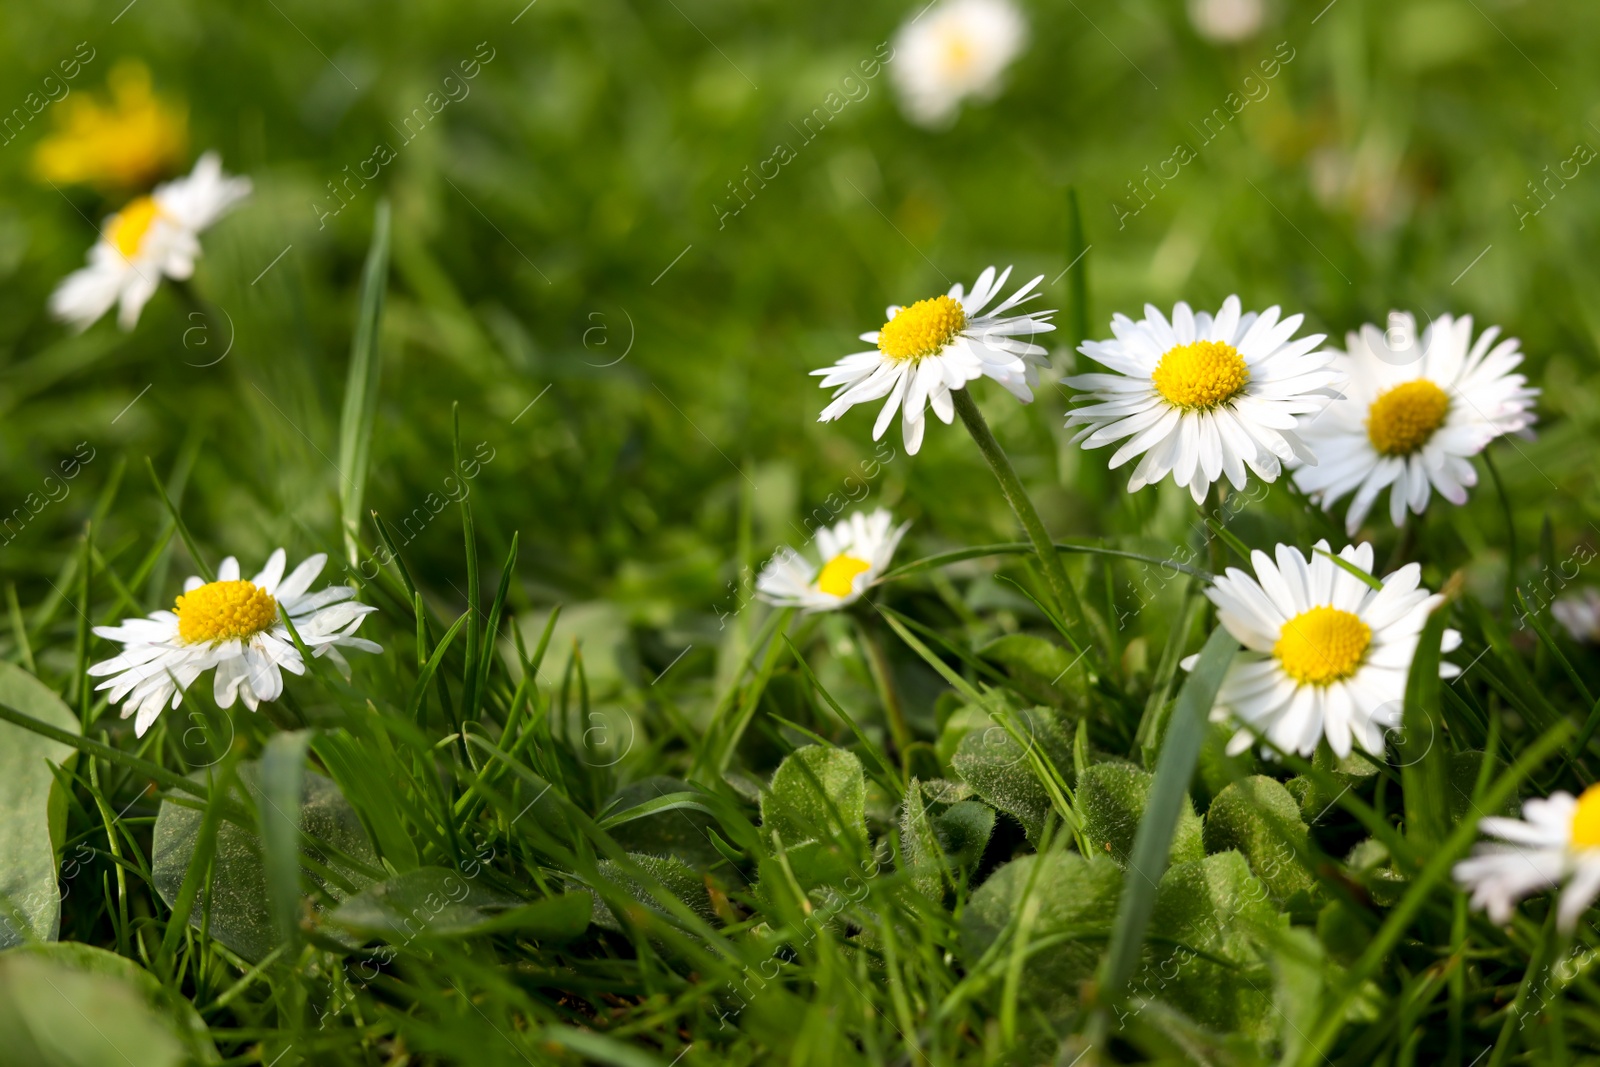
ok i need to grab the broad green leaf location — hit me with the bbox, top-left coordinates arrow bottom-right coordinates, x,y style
1137,851 -> 1284,1041
760,745 -> 866,850
1079,762 -> 1203,867
0,664 -> 79,949
589,853 -> 718,930
959,852 -> 1123,1018
950,707 -> 1073,842
330,866 -> 590,943
0,941 -> 218,1065
901,779 -> 991,896
152,762 -> 379,962
1201,776 -> 1317,903
979,632 -> 1084,705
605,776 -> 735,873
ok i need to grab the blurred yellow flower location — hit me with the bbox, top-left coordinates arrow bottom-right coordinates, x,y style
32,60 -> 186,190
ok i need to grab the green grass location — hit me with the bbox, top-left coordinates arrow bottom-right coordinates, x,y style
0,0 -> 1598,1063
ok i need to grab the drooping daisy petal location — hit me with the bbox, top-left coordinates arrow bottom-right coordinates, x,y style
815,266 -> 1054,455
1180,539 -> 1458,759
755,508 -> 910,612
89,548 -> 381,737
1292,313 -> 1538,534
1067,296 -> 1341,503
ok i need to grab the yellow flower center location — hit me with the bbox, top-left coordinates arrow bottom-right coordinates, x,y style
1151,341 -> 1251,411
1274,606 -> 1372,686
877,295 -> 967,363
939,33 -> 976,75
1572,784 -> 1600,851
1366,379 -> 1450,456
175,580 -> 279,645
816,553 -> 872,598
107,196 -> 164,259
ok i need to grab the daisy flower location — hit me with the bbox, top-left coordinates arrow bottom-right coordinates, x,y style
890,0 -> 1026,128
89,549 -> 381,737
815,265 -> 1053,455
1065,296 -> 1341,504
756,508 -> 910,612
1454,785 -> 1600,931
50,151 -> 251,332
1553,589 -> 1600,643
1183,540 -> 1461,759
32,60 -> 187,190
1291,313 -> 1538,534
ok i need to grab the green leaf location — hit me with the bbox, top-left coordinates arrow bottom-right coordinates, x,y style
152,762 -> 379,962
1079,762 -> 1203,868
979,632 -> 1085,705
0,664 -> 79,949
950,706 -> 1074,842
1201,775 -> 1317,902
1097,625 -> 1236,1005
603,776 -> 734,874
0,941 -> 219,1065
260,730 -> 313,947
588,853 -> 718,930
1137,851 -> 1283,1042
901,779 -> 991,896
760,745 -> 866,851
959,852 -> 1123,1018
330,866 -> 588,942
338,199 -> 392,566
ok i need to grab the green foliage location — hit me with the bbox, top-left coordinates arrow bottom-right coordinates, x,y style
0,663 -> 78,947
949,705 -> 1073,841
1202,775 -> 1318,903
1079,761 -> 1204,867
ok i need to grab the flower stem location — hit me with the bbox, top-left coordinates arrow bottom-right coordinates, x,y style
952,387 -> 1093,652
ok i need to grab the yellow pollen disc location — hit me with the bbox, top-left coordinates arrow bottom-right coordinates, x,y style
108,196 -> 164,259
1151,341 -> 1251,411
1572,784 -> 1600,850
939,33 -> 976,74
1274,606 -> 1372,686
1366,379 -> 1450,456
175,580 -> 279,645
816,554 -> 872,598
877,295 -> 967,363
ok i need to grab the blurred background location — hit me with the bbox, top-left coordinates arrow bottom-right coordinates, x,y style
0,0 -> 1592,702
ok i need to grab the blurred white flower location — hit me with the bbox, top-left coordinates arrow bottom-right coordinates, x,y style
1454,785 -> 1600,932
1292,314 -> 1538,534
891,0 -> 1026,128
815,265 -> 1053,454
1184,540 -> 1460,759
1187,0 -> 1265,44
51,151 -> 250,331
89,549 -> 380,736
1554,589 -> 1600,643
1065,295 -> 1340,504
756,509 -> 910,612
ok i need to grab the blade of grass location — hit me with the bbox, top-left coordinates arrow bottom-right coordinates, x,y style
337,199 -> 392,566
1096,625 -> 1236,1007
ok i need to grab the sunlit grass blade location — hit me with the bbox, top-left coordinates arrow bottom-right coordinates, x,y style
337,200 -> 392,567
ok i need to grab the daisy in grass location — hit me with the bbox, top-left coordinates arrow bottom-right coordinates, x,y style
89,549 -> 381,736
891,0 -> 1026,128
33,60 -> 187,190
1065,296 -> 1341,504
51,152 -> 251,331
1454,785 -> 1600,931
1292,313 -> 1538,534
1554,589 -> 1600,643
815,265 -> 1053,454
1184,540 -> 1460,759
756,509 -> 910,612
